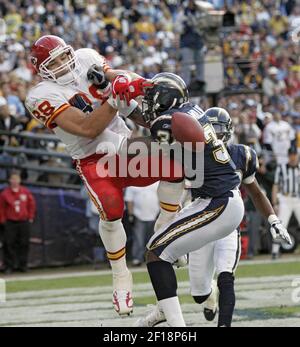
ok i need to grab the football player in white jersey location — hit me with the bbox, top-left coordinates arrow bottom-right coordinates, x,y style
25,36 -> 185,316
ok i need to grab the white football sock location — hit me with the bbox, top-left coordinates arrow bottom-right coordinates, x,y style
155,180 -> 184,232
158,297 -> 186,327
99,219 -> 128,276
154,209 -> 177,232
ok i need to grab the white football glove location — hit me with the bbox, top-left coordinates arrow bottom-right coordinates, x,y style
269,216 -> 292,245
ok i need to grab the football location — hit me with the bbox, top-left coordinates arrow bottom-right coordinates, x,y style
171,112 -> 205,150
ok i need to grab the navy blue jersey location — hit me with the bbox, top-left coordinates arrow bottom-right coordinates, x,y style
227,144 -> 259,186
156,103 -> 241,198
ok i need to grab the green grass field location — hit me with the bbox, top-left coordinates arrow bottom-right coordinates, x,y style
2,259 -> 300,327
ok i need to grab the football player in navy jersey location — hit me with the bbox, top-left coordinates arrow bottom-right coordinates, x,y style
136,73 -> 244,327
135,74 -> 291,327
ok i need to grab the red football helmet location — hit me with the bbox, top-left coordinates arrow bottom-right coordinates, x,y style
30,35 -> 81,85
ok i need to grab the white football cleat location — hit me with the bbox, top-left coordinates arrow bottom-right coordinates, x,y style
134,305 -> 166,327
113,271 -> 133,316
203,280 -> 219,321
113,290 -> 133,316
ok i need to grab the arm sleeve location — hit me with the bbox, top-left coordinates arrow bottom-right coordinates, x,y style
78,48 -> 111,72
25,89 -> 71,130
242,146 -> 259,185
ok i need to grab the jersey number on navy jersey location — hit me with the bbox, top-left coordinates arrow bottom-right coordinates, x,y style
203,123 -> 230,164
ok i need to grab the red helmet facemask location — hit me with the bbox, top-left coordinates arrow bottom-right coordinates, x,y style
30,35 -> 82,85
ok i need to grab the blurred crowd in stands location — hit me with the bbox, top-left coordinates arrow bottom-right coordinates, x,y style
0,0 -> 300,264
0,1 -> 299,164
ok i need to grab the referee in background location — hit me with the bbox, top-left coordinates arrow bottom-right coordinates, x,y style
272,148 -> 300,259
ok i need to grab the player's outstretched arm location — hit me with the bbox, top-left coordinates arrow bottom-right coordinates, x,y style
105,68 -> 142,82
244,178 -> 275,219
55,102 -> 117,139
245,179 -> 292,244
86,62 -> 152,128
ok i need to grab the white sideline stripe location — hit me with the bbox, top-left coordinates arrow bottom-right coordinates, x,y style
3,257 -> 300,282
4,275 -> 297,301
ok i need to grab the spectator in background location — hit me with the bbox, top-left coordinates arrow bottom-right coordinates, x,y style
0,51 -> 15,73
0,171 -> 36,274
243,65 -> 263,90
288,3 -> 300,30
0,96 -> 20,146
179,0 -> 206,91
125,182 -> 160,266
263,66 -> 287,98
269,10 -> 289,37
13,58 -> 32,83
263,110 -> 296,164
134,14 -> 155,43
285,66 -> 300,98
4,4 -> 22,35
1,82 -> 26,121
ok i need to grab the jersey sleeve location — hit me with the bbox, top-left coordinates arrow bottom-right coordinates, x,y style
242,146 -> 259,185
25,87 -> 71,129
77,48 -> 111,73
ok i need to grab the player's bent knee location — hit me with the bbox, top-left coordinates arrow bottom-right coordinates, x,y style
100,218 -> 122,232
193,294 -> 210,304
146,250 -> 161,263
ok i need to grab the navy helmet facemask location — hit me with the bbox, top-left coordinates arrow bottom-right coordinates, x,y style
142,72 -> 189,123
204,107 -> 234,143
